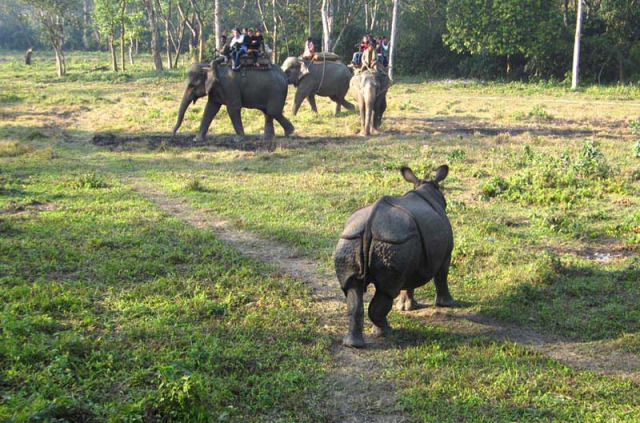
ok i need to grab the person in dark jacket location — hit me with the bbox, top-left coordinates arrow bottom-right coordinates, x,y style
215,35 -> 230,64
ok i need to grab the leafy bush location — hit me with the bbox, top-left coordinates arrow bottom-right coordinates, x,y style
574,140 -> 611,178
481,140 -> 617,206
63,173 -> 109,189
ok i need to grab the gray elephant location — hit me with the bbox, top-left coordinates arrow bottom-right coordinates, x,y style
281,57 -> 355,115
349,70 -> 390,136
334,165 -> 455,348
173,62 -> 294,141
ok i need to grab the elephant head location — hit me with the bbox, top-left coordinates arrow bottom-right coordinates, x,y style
281,57 -> 302,86
172,62 -> 219,136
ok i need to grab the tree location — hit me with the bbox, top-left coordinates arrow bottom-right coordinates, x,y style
388,0 -> 398,79
141,0 -> 163,69
445,0 -> 563,76
321,0 -> 332,51
21,0 -> 80,76
572,0 -> 583,89
94,0 -> 127,71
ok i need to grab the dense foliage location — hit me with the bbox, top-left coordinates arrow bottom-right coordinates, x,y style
2,0 -> 640,81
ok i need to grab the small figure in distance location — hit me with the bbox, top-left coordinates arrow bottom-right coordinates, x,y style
25,47 -> 33,65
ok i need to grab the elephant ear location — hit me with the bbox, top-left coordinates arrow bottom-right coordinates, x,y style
433,165 -> 449,184
204,63 -> 218,94
401,167 -> 420,188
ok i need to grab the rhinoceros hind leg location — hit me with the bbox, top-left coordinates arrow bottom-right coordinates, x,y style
369,290 -> 393,337
434,256 -> 455,307
395,289 -> 418,311
343,285 -> 365,348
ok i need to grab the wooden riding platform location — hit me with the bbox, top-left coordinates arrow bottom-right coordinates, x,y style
233,55 -> 272,71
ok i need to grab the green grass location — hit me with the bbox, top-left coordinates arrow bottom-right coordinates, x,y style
2,50 -> 640,421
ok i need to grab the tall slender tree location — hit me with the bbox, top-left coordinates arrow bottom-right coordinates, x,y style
388,0 -> 398,79
571,0 -> 583,89
142,0 -> 164,69
21,0 -> 79,76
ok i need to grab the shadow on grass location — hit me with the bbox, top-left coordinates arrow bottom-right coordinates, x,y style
387,116 -> 607,139
480,260 -> 640,342
89,132 -> 362,152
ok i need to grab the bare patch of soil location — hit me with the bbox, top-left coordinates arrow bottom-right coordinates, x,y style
128,179 -> 640,421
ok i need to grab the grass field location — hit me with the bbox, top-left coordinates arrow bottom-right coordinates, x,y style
1,50 -> 640,422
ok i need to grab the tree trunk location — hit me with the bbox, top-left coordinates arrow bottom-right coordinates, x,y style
388,0 -> 399,79
53,43 -> 66,77
272,0 -> 278,62
321,0 -> 331,52
571,0 -> 582,90
214,0 -> 221,51
143,0 -> 163,70
198,21 -> 204,62
370,0 -> 378,32
618,54 -> 624,83
165,12 -> 173,68
83,0 -> 91,49
364,0 -> 368,30
308,0 -> 312,37
109,36 -> 118,71
129,33 -> 134,65
121,28 -> 126,71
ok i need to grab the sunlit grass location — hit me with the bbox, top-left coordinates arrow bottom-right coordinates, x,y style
1,49 -> 640,422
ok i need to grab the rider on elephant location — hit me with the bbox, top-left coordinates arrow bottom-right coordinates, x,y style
361,41 -> 378,71
229,28 -> 247,70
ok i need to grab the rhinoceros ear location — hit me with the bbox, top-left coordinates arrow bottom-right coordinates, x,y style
401,167 -> 420,187
433,165 -> 449,183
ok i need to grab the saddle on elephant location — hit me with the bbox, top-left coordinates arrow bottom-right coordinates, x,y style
233,53 -> 272,70
311,52 -> 341,62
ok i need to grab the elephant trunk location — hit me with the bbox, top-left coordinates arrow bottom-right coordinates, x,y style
173,88 -> 193,136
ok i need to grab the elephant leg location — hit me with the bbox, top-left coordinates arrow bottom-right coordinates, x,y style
374,96 -> 387,130
274,114 -> 295,136
263,113 -> 275,140
358,99 -> 366,135
227,107 -> 245,137
343,284 -> 365,348
365,107 -> 374,136
329,95 -> 341,115
434,255 -> 455,307
395,289 -> 418,311
369,289 -> 393,337
341,98 -> 356,111
307,95 -> 318,113
292,89 -> 306,115
195,100 -> 222,142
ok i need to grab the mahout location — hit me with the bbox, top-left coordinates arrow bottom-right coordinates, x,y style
334,165 -> 455,348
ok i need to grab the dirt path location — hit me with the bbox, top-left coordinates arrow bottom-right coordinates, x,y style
128,178 -> 640,421
130,178 -> 410,423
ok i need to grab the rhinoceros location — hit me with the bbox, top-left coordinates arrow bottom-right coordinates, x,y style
334,165 -> 455,348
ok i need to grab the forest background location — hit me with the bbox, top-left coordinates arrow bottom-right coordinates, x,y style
1,0 -> 640,83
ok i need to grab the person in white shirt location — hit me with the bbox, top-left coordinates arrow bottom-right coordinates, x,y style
229,28 -> 247,70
